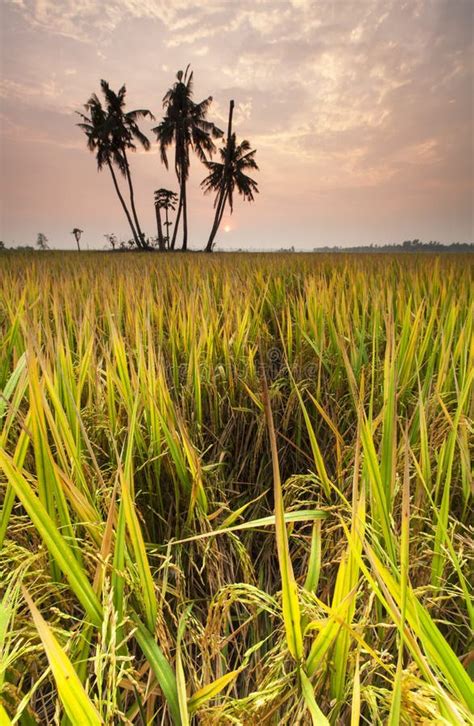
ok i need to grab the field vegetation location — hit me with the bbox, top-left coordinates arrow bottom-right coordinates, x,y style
0,252 -> 472,724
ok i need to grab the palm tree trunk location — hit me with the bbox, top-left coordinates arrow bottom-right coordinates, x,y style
106,159 -> 141,247
181,177 -> 188,251
216,190 -> 228,229
75,236 -> 81,252
122,148 -> 147,249
171,164 -> 183,250
205,184 -> 225,254
171,185 -> 183,250
205,100 -> 234,253
155,203 -> 165,250
206,188 -> 227,252
165,208 -> 170,249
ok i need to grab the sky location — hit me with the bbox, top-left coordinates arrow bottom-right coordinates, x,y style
0,0 -> 472,250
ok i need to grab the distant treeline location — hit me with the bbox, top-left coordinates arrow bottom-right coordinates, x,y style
311,240 -> 473,253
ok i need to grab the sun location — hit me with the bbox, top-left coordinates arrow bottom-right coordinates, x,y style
224,224 -> 231,233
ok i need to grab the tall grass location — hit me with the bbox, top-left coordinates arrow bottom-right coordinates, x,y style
0,251 -> 472,724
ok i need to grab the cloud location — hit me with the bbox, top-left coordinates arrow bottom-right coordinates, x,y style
1,0 -> 472,247
0,77 -> 62,100
4,0 -> 227,43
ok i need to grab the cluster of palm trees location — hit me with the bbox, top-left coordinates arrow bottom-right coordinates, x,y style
78,67 -> 259,252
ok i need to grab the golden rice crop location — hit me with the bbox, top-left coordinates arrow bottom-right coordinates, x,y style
0,251 -> 472,724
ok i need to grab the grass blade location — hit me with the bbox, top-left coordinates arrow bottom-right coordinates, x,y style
22,587 -> 101,725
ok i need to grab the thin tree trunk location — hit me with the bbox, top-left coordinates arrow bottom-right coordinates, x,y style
205,99 -> 234,253
122,147 -> 147,249
171,184 -> 183,250
106,159 -> 141,247
155,203 -> 165,250
215,190 -> 228,230
75,236 -> 81,252
165,208 -> 170,249
205,189 -> 226,253
209,190 -> 228,249
181,176 -> 188,251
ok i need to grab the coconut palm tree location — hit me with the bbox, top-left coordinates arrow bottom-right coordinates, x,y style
154,189 -> 178,250
77,94 -> 144,248
152,67 -> 222,250
100,80 -> 154,248
36,233 -> 49,250
202,126 -> 259,252
104,233 -> 117,250
154,191 -> 165,250
71,228 -> 83,251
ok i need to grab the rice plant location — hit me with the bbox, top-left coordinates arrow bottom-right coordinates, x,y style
0,251 -> 472,724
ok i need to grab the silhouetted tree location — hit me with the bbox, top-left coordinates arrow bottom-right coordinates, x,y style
154,188 -> 178,250
36,233 -> 49,250
154,191 -> 165,250
71,227 -> 83,251
104,233 -> 117,250
100,80 -> 154,248
202,104 -> 259,252
152,67 -> 222,250
77,94 -> 143,248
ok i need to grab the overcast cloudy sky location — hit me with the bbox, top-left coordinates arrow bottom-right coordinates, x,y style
0,0 -> 472,249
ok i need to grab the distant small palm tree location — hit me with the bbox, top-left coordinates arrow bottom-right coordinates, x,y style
154,189 -> 178,250
36,233 -> 49,250
71,228 -> 83,251
104,233 -> 117,250
153,67 -> 222,250
202,131 -> 259,252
